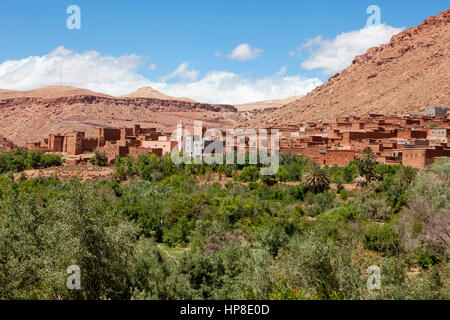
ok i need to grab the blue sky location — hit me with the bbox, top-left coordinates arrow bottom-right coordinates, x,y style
0,0 -> 448,103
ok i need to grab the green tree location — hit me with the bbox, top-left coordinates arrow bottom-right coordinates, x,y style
356,147 -> 379,183
239,166 -> 260,182
395,166 -> 418,184
302,163 -> 331,193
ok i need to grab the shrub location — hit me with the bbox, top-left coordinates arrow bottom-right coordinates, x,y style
0,148 -> 62,173
179,243 -> 260,299
0,179 -> 138,299
90,150 -> 108,166
363,224 -> 400,256
397,158 -> 450,259
305,204 -> 322,217
405,246 -> 442,269
339,189 -> 350,201
314,191 -> 336,212
257,224 -> 289,257
371,258 -> 444,300
40,153 -> 63,167
239,166 -> 260,182
334,205 -> 358,222
128,239 -> 193,300
275,232 -> 363,299
260,174 -> 277,186
275,165 -> 290,182
358,197 -> 392,221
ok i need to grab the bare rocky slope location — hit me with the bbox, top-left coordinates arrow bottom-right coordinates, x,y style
0,86 -> 240,146
0,134 -> 15,149
245,9 -> 450,128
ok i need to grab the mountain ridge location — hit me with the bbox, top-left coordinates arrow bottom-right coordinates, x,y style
0,86 -> 239,146
245,9 -> 450,128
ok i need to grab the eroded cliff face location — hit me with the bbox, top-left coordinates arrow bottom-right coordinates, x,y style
0,95 -> 236,112
245,9 -> 450,128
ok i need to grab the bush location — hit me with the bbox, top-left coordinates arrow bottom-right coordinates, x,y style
314,191 -> 336,212
90,150 -> 108,166
398,158 -> 450,260
179,243 -> 260,299
358,197 -> 392,221
275,165 -> 290,182
339,189 -> 350,200
40,153 -> 63,167
257,224 -> 289,257
275,232 -> 363,299
128,239 -> 193,299
0,179 -> 138,299
305,204 -> 322,217
0,148 -> 63,173
405,246 -> 442,269
371,258 -> 444,300
363,224 -> 400,256
239,166 -> 260,182
260,174 -> 277,186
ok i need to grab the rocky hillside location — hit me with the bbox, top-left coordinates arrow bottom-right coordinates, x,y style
0,86 -> 239,146
0,134 -> 15,149
245,9 -> 450,128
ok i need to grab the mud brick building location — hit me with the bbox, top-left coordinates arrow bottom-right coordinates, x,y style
402,146 -> 450,168
23,109 -> 450,169
270,111 -> 450,169
28,124 -> 173,164
319,150 -> 356,166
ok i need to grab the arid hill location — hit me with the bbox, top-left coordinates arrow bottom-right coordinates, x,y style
235,96 -> 303,112
0,86 -> 112,99
0,86 -> 240,146
245,9 -> 450,128
121,86 -> 197,103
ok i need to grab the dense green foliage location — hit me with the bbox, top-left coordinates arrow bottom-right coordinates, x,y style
0,151 -> 448,300
0,148 -> 63,173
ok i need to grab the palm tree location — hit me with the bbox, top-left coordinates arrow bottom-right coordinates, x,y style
362,147 -> 376,162
395,166 -> 417,184
357,147 -> 379,183
302,163 -> 331,193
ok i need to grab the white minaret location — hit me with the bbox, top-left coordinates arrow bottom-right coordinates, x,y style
176,121 -> 185,151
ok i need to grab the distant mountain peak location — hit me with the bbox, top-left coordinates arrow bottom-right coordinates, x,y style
121,86 -> 197,102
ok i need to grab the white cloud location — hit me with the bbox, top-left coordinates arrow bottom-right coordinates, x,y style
0,46 -> 151,95
152,68 -> 321,104
159,62 -> 199,82
223,43 -> 263,61
295,24 -> 404,74
0,47 -> 321,104
275,66 -> 287,76
148,63 -> 157,70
